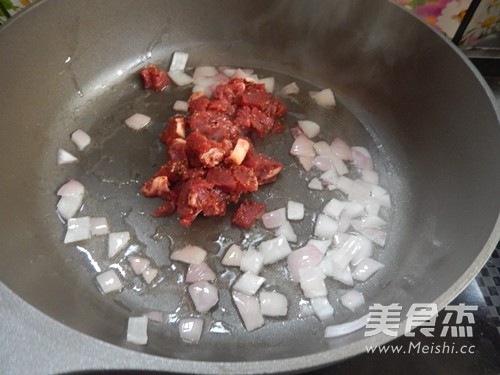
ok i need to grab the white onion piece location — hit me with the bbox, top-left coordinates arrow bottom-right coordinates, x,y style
193,76 -> 213,87
299,300 -> 315,318
169,51 -> 189,71
351,146 -> 373,171
361,170 -> 379,185
258,235 -> 292,265
371,185 -> 387,197
320,168 -> 339,186
193,65 -> 218,78
324,314 -> 368,338
127,316 -> 148,345
142,267 -> 158,284
146,311 -> 164,323
90,217 -> 109,236
186,262 -> 216,283
259,291 -> 288,317
348,179 -> 372,203
57,195 -> 83,220
341,290 -> 365,312
298,120 -> 320,138
287,245 -> 324,282
259,77 -> 275,93
188,281 -> 219,313
336,176 -> 354,195
125,113 -> 151,130
179,318 -> 204,344
321,254 -> 354,286
323,198 -> 345,219
232,292 -> 265,332
330,138 -> 353,160
239,247 -> 264,275
311,296 -> 334,321
222,244 -> 243,267
262,207 -> 287,229
299,156 -> 314,171
64,216 -> 91,244
108,231 -> 131,258
329,155 -> 347,176
314,214 -> 338,239
192,85 -> 212,98
128,256 -> 150,275
287,200 -> 304,221
171,245 -> 207,265
308,178 -> 323,191
333,232 -> 351,247
71,129 -> 91,150
306,239 -> 331,254
275,221 -> 297,243
173,100 -> 189,112
350,236 -> 373,266
351,221 -> 387,247
221,67 -> 236,77
279,81 -> 300,95
290,134 -> 315,157
343,201 -> 365,217
364,197 -> 381,216
336,211 -> 351,233
299,267 -> 327,298
356,215 -> 387,229
96,269 -> 123,294
233,272 -> 266,295
207,73 -> 230,91
57,149 -> 78,165
309,88 -> 336,107
312,155 -> 335,172
351,257 -> 384,281
313,141 -> 331,155
168,70 -> 193,86
329,235 -> 364,270
376,193 -> 392,209
231,68 -> 255,80
57,179 -> 85,196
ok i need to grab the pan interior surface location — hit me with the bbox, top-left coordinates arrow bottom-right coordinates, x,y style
0,0 -> 499,369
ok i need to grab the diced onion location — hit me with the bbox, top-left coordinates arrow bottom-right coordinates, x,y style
64,216 -> 91,244
340,290 -> 365,312
314,214 -> 338,239
309,88 -> 336,107
320,168 -> 339,186
259,77 -> 275,93
125,113 -> 151,130
193,66 -> 218,78
313,141 -> 331,155
351,146 -> 373,171
262,207 -> 287,229
361,170 -> 379,185
90,217 -> 109,236
128,256 -> 151,275
275,220 -> 297,243
299,156 -> 314,171
222,244 -> 243,267
239,247 -> 264,275
290,134 -> 315,157
323,198 -> 345,219
351,257 -> 384,281
169,51 -> 189,71
142,267 -> 158,284
348,179 -> 372,203
279,81 -> 300,95
179,318 -> 204,344
232,272 -> 266,295
330,138 -> 353,160
306,239 -> 332,254
312,155 -> 335,172
310,296 -> 334,321
287,200 -> 305,221
57,195 -> 83,220
188,281 -> 219,313
96,269 -> 123,294
168,70 -> 194,86
259,291 -> 288,317
127,316 -> 148,345
57,148 -> 78,165
299,267 -> 327,298
186,262 -> 216,283
287,245 -> 324,282
298,120 -> 320,138
173,100 -> 189,112
336,176 -> 354,195
258,235 -> 292,265
232,292 -> 264,332
71,129 -> 91,151
308,177 -> 323,191
324,314 -> 368,338
171,245 -> 207,265
108,231 -> 131,258
57,179 -> 85,196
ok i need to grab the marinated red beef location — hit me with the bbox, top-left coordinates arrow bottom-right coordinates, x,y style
141,76 -> 286,227
140,65 -> 170,92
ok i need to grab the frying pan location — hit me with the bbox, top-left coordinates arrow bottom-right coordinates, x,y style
1,0 -> 499,373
